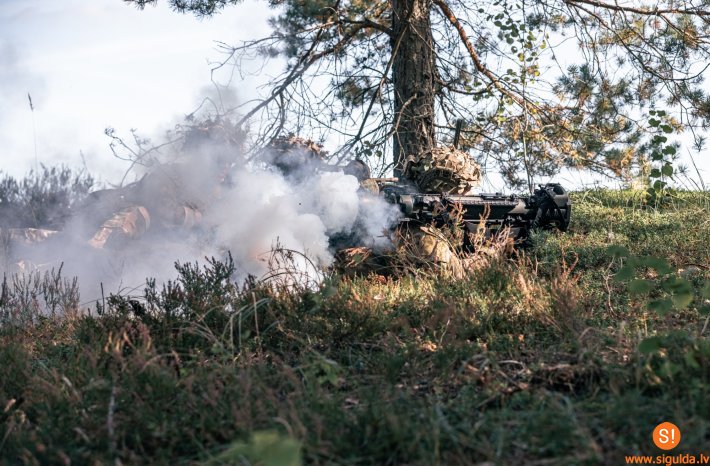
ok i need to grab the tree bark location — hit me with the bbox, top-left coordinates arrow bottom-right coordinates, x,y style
391,0 -> 436,177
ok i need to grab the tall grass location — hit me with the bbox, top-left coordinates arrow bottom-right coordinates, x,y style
0,189 -> 708,465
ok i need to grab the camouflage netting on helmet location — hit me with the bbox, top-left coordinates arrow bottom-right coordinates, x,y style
342,159 -> 371,181
265,135 -> 328,176
403,146 -> 481,194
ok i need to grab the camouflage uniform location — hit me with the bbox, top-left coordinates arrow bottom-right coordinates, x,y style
1,228 -> 59,244
264,135 -> 376,192
0,228 -> 60,271
331,143 -> 481,276
402,146 -> 481,194
83,161 -> 221,249
394,224 -> 465,278
82,120 -> 240,250
264,135 -> 328,178
398,146 -> 482,272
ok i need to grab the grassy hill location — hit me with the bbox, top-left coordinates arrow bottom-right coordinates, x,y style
1,189 -> 708,465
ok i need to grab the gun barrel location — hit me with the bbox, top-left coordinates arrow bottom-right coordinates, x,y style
383,182 -> 571,241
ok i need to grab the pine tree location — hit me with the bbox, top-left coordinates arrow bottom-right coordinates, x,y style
125,0 -> 710,186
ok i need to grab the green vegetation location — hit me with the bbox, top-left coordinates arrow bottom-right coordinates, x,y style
1,189 -> 708,465
0,165 -> 94,229
126,0 -> 710,189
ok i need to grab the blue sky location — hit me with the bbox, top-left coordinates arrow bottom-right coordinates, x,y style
0,0 -> 273,182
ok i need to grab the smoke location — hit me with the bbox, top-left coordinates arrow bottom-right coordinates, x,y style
0,136 -> 401,304
212,166 -> 398,280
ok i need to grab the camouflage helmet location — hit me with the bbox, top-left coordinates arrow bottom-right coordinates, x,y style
403,146 -> 481,194
265,135 -> 327,176
342,159 -> 371,181
179,117 -> 245,168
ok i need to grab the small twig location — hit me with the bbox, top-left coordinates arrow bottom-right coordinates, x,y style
252,291 -> 259,339
686,149 -> 707,191
107,384 -> 117,454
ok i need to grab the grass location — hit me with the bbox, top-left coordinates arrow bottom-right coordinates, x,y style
0,189 -> 708,465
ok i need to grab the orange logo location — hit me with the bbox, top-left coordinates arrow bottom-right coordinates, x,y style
653,422 -> 681,450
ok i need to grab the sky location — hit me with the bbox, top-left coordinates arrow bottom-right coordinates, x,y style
0,0 -> 274,183
0,1 -> 707,191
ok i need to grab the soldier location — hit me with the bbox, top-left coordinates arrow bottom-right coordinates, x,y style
261,134 -> 485,276
402,145 -> 481,195
395,144 -> 483,276
262,134 -> 374,188
83,133 -> 367,253
82,120 -> 245,250
0,121 -> 241,268
261,135 -> 328,180
83,159 -> 224,249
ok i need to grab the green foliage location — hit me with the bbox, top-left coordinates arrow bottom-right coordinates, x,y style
124,0 -> 710,184
638,331 -> 709,391
204,431 -> 302,466
644,110 -> 680,206
0,165 -> 94,229
606,240 -> 707,317
125,0 -> 243,16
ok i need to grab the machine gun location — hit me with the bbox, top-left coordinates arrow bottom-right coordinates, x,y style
378,181 -> 571,245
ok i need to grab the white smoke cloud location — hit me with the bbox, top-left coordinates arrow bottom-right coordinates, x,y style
212,169 -> 333,278
211,164 -> 398,282
1,141 -> 401,302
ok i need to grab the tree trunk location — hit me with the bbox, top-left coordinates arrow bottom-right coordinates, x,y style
391,0 -> 436,177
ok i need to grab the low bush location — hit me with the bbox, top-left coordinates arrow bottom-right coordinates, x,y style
0,189 -> 708,465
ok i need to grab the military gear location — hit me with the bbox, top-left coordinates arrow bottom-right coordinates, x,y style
402,146 -> 481,194
85,203 -> 201,250
382,182 -> 571,244
396,224 -> 464,278
359,178 -> 380,195
1,228 -> 59,244
78,159 -> 229,250
265,135 -> 328,176
343,159 -> 371,181
88,206 -> 151,249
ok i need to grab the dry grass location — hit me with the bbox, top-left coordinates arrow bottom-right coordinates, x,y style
0,189 -> 708,465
